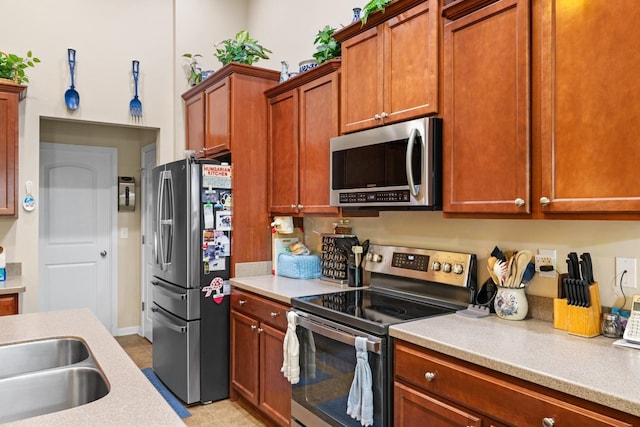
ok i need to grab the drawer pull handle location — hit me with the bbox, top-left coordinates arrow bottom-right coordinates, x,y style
542,418 -> 555,427
424,372 -> 436,382
270,312 -> 279,318
239,300 -> 247,305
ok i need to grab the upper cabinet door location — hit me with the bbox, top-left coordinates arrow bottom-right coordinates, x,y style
539,1 -> 640,213
184,93 -> 205,157
205,77 -> 231,155
443,0 -> 530,214
339,0 -> 439,134
383,1 -> 439,125
0,86 -> 25,217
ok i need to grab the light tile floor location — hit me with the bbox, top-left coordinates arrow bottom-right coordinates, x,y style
115,334 -> 266,427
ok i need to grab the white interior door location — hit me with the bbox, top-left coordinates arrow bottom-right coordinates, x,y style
39,143 -> 117,333
141,144 -> 156,341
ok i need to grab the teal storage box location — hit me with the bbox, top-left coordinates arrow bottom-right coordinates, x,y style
277,253 -> 321,279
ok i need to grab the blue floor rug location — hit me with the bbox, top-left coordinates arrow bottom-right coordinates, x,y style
141,368 -> 191,419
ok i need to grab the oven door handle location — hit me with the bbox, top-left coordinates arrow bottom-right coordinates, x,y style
295,313 -> 382,354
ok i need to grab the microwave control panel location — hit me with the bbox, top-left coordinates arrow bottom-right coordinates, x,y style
339,190 -> 410,204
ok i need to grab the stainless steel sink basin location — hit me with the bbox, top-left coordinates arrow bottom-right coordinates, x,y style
0,337 -> 90,378
0,337 -> 110,423
0,366 -> 110,423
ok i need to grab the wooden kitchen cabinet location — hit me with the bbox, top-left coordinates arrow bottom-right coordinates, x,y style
0,82 -> 27,217
182,63 -> 279,158
230,288 -> 291,426
537,1 -> 640,214
442,0 -> 530,214
443,0 -> 640,217
266,60 -> 341,215
182,64 -> 280,272
394,340 -> 639,427
0,293 -> 19,316
334,0 -> 439,134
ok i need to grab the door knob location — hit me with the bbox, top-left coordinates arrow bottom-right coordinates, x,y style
100,251 -> 107,257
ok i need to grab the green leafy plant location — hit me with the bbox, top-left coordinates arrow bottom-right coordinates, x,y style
0,50 -> 40,84
361,0 -> 393,25
182,53 -> 203,86
312,26 -> 341,64
214,30 -> 272,66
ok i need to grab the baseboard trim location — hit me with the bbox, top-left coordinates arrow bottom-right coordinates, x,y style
116,326 -> 141,337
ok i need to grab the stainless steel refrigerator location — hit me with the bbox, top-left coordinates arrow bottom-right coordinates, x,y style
151,157 -> 232,404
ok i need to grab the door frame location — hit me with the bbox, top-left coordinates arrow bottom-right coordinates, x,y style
140,143 -> 156,341
39,142 -> 118,334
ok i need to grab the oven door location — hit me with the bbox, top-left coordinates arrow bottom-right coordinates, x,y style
292,311 -> 387,427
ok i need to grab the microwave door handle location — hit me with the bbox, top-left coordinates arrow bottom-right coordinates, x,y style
405,128 -> 420,197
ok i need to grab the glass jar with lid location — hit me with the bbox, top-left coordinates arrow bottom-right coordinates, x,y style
602,312 -> 621,338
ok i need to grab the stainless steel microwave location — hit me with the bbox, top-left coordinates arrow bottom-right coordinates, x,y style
330,117 -> 442,209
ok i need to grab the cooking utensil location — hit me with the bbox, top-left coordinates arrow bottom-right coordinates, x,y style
493,259 -> 507,286
508,250 -> 532,288
490,246 -> 507,262
130,60 -> 142,119
352,245 -> 363,286
64,49 -> 79,110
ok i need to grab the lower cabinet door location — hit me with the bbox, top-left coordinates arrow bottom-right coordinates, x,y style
260,322 -> 291,426
231,310 -> 260,405
394,382 -> 482,427
0,294 -> 18,316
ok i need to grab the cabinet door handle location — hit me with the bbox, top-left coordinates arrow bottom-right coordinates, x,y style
542,417 -> 555,427
257,328 -> 263,334
424,372 -> 436,382
291,204 -> 297,209
297,204 -> 304,210
374,114 -> 381,120
381,112 -> 388,119
514,198 -> 526,207
239,299 -> 247,306
540,196 -> 551,206
270,312 -> 279,318
251,325 -> 257,331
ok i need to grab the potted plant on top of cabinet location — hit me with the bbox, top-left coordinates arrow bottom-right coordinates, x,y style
214,30 -> 272,66
0,50 -> 40,85
312,26 -> 341,64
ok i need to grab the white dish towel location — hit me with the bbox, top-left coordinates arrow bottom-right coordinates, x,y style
347,336 -> 374,426
281,311 -> 300,384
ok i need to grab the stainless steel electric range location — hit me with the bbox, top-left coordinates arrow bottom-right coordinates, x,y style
290,244 -> 477,427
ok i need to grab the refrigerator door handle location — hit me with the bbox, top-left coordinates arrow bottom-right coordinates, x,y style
151,306 -> 187,333
157,170 -> 174,270
151,280 -> 187,301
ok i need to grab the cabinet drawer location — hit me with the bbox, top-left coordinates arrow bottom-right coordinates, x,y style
394,341 -> 634,427
231,289 -> 289,330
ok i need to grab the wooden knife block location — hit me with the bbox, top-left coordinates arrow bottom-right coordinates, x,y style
553,280 -> 602,338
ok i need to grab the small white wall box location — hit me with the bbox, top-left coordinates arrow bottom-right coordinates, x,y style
118,177 -> 136,211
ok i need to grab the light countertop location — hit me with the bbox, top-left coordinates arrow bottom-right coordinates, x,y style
390,313 -> 640,417
230,274 -> 355,304
0,277 -> 26,295
0,309 -> 184,426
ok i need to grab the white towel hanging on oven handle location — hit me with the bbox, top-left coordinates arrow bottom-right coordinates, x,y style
347,336 -> 373,426
281,311 -> 300,384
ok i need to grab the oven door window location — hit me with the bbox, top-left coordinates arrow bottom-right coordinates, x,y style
293,326 -> 385,426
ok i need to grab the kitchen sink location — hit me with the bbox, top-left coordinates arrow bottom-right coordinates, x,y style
0,337 -> 110,423
0,337 -> 90,379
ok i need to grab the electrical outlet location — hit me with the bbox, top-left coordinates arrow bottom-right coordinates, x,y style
535,249 -> 557,278
616,257 -> 637,288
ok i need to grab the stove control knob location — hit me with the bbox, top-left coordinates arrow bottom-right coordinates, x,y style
442,262 -> 452,273
453,264 -> 464,274
370,253 -> 382,263
431,261 -> 441,271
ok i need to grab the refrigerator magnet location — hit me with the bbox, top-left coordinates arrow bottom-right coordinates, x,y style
202,277 -> 225,304
216,211 -> 232,230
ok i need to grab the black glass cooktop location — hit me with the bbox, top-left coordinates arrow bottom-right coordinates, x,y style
291,289 -> 454,335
